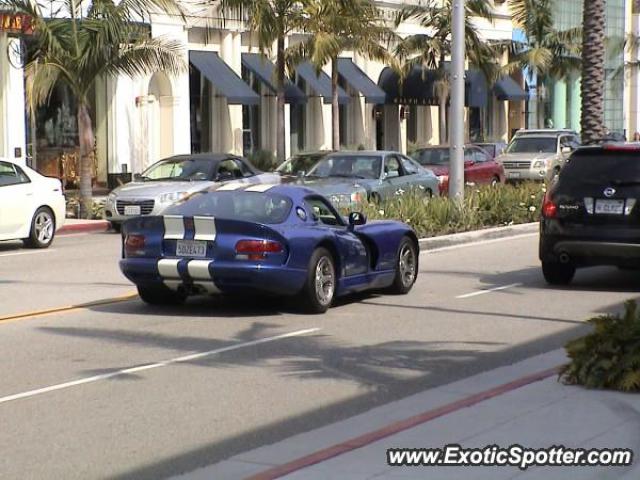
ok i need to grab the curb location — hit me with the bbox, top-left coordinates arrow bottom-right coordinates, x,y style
245,365 -> 559,480
58,220 -> 110,235
418,222 -> 538,251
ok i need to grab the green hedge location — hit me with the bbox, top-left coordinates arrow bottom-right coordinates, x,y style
361,182 -> 545,238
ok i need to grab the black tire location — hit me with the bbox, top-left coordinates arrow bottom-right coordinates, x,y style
542,261 -> 575,285
491,176 -> 500,187
298,247 -> 336,314
137,284 -> 187,305
110,222 -> 122,233
24,207 -> 56,249
389,236 -> 418,294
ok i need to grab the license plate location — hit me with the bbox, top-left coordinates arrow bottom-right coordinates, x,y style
595,199 -> 624,215
508,172 -> 521,179
124,205 -> 141,216
176,240 -> 207,257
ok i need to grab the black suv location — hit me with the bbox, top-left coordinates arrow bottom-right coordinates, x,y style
540,144 -> 640,285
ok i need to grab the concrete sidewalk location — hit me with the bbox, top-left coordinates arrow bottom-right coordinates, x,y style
176,350 -> 640,480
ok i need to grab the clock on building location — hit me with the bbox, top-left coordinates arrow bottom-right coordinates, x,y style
6,39 -> 26,69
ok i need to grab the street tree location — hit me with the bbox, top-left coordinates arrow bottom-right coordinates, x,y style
580,0 -> 606,143
506,0 -> 581,130
2,0 -> 186,219
291,0 -> 396,149
394,0 -> 495,144
218,0 -> 305,163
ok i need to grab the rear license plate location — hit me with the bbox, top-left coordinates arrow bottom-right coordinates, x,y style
595,199 -> 624,215
508,172 -> 521,179
124,205 -> 141,215
176,240 -> 207,257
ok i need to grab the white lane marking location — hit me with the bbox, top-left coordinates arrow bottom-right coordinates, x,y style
0,328 -> 321,405
421,233 -> 537,255
163,215 -> 185,240
158,259 -> 181,278
456,282 -> 523,299
0,249 -> 55,258
193,216 -> 216,242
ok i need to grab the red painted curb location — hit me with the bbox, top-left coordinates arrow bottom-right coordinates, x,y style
58,221 -> 111,235
245,366 -> 560,480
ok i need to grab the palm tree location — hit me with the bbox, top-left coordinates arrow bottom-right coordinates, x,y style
219,0 -> 305,163
395,0 -> 496,144
506,0 -> 581,130
2,0 -> 186,219
291,0 -> 395,149
580,0 -> 606,144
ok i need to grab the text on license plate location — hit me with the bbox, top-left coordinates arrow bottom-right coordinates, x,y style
508,172 -> 521,178
176,240 -> 207,257
595,199 -> 624,215
124,205 -> 141,215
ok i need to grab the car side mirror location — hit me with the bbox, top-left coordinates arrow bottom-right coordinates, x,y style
133,173 -> 142,182
384,170 -> 399,179
348,211 -> 367,229
561,146 -> 572,154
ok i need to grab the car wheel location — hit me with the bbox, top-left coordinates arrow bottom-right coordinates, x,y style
552,167 -> 561,179
389,236 -> 418,294
299,248 -> 336,314
491,176 -> 500,187
137,284 -> 187,305
24,207 -> 56,249
111,222 -> 121,233
541,261 -> 575,285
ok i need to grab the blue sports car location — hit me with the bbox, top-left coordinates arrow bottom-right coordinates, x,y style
119,184 -> 419,313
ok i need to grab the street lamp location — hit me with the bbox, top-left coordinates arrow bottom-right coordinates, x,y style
448,0 -> 466,202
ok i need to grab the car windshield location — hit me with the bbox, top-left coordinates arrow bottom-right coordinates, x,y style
412,149 -> 450,165
141,158 -> 214,181
477,144 -> 496,157
506,138 -> 557,154
307,155 -> 381,179
276,154 -> 325,175
164,191 -> 292,224
560,150 -> 640,184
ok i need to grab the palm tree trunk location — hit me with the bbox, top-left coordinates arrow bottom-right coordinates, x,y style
77,102 -> 94,219
331,58 -> 340,149
580,0 -> 606,144
275,36 -> 286,163
536,76 -> 545,129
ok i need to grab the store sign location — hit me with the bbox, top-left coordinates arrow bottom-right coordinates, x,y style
0,12 -> 34,35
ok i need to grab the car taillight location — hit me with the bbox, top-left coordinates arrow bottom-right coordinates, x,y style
235,239 -> 284,261
125,234 -> 146,256
542,195 -> 558,218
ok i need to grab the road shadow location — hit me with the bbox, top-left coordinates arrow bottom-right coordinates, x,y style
0,240 -> 26,252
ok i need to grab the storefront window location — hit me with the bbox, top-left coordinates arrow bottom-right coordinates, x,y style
242,66 -> 262,156
189,69 -> 211,153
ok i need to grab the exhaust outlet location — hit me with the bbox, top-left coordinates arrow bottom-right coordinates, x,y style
558,252 -> 571,264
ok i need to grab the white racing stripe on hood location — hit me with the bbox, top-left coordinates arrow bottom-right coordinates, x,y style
163,215 -> 185,240
187,260 -> 213,280
194,216 -> 216,241
158,259 -> 181,278
217,183 -> 245,191
245,184 -> 276,192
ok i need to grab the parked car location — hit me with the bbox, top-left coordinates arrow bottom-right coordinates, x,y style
540,143 -> 640,285
411,145 -> 505,195
276,151 -> 333,176
299,151 -> 439,204
0,158 -> 65,248
513,128 -> 579,139
105,153 -> 276,231
120,184 -> 419,313
473,141 -> 507,159
497,130 -> 580,182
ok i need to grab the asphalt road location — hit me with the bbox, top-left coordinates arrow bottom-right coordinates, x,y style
1,231 -> 639,479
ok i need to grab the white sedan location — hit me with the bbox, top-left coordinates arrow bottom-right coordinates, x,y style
0,158 -> 65,248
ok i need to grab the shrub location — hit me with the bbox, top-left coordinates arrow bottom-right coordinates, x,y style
248,149 -> 277,172
560,300 -> 640,392
360,182 -> 545,238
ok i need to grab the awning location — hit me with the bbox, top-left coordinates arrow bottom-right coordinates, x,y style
241,53 -> 307,104
189,51 -> 260,105
336,58 -> 386,104
295,62 -> 350,104
494,76 -> 528,101
378,66 -> 488,108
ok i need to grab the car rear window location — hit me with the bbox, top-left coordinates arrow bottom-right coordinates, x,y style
413,149 -> 449,165
164,191 -> 292,224
560,149 -> 640,184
